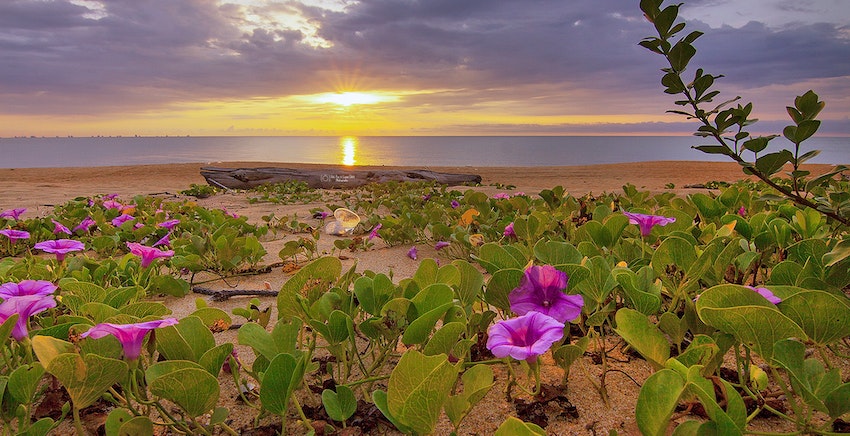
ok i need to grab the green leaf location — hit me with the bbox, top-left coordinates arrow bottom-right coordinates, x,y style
47,353 -> 128,410
473,243 -> 526,274
444,364 -> 494,427
353,274 -> 396,317
825,383 -> 850,419
485,268 -> 523,312
697,285 -> 806,361
614,308 -> 670,370
755,150 -> 793,176
322,385 -> 357,423
779,290 -> 850,346
372,390 -> 413,434
277,256 -> 341,319
388,350 -> 459,435
0,313 -> 19,345
8,363 -> 45,405
156,316 -> 214,362
149,367 -> 219,417
533,240 -> 583,265
451,260 -> 484,308
402,302 -> 454,346
424,322 -> 466,357
636,369 -> 686,436
494,416 -> 546,435
260,353 -> 306,416
237,318 -> 300,362
199,343 -> 234,376
694,145 -> 732,155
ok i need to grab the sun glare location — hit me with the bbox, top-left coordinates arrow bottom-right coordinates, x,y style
311,92 -> 397,107
341,136 -> 357,166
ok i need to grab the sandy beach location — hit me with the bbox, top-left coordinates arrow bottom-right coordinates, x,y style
1,160 -> 836,435
1,160 -> 808,212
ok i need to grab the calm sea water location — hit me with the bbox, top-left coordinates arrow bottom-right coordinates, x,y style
0,136 -> 847,168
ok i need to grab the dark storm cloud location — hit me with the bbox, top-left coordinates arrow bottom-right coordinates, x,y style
1,0 -> 848,128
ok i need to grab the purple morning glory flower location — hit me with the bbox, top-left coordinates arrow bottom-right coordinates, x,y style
74,216 -> 96,233
153,232 -> 171,247
746,286 -> 781,305
407,246 -> 418,260
509,265 -> 584,323
0,294 -> 57,341
313,211 -> 330,219
81,318 -> 179,360
623,211 -> 676,237
738,206 -> 747,217
0,208 -> 26,220
486,312 -> 565,362
0,229 -> 30,243
369,223 -> 382,240
34,239 -> 86,262
103,193 -> 119,200
434,241 -> 450,250
504,222 -> 516,238
127,242 -> 174,268
111,214 -> 135,227
450,200 -> 460,209
0,280 -> 57,299
157,219 -> 180,230
51,219 -> 72,235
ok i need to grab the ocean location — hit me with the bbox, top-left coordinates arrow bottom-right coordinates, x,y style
0,136 -> 847,168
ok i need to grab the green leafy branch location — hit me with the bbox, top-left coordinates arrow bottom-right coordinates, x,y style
639,0 -> 849,228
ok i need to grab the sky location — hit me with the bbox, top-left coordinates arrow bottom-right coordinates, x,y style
1,0 -> 849,137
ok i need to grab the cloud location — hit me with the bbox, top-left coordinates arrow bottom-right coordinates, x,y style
0,0 -> 848,135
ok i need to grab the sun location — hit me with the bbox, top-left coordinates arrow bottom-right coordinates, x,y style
309,91 -> 398,107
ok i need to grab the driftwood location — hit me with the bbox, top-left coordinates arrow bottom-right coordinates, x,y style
192,286 -> 278,301
200,166 -> 482,190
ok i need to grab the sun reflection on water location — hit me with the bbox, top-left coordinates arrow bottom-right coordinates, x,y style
341,136 -> 357,166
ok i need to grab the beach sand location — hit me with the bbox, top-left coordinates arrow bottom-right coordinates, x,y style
1,160 -> 833,435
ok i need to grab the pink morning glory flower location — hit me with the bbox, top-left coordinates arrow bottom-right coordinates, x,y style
504,222 -> 516,238
368,224 -> 382,240
738,206 -> 747,217
74,216 -> 96,233
158,219 -> 180,230
450,200 -> 460,209
111,214 -> 135,227
434,241 -> 450,250
0,229 -> 30,243
103,193 -> 119,200
153,232 -> 171,247
623,211 -> 676,237
509,265 -> 584,323
0,294 -> 57,341
34,239 -> 86,262
51,219 -> 72,235
486,311 -> 565,362
407,246 -> 418,260
127,242 -> 174,268
0,208 -> 26,220
0,280 -> 57,299
492,193 -> 511,200
103,200 -> 123,210
746,286 -> 781,305
81,318 -> 179,360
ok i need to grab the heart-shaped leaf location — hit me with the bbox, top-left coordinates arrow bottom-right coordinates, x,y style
494,416 -> 546,435
697,285 -> 806,361
322,385 -> 357,422
387,350 -> 459,435
778,290 -> 850,346
636,369 -> 686,436
260,353 -> 306,416
444,364 -> 494,427
47,353 -> 128,410
149,367 -> 219,417
614,308 -> 670,369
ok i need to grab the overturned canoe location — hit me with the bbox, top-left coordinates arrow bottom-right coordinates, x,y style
200,166 -> 482,190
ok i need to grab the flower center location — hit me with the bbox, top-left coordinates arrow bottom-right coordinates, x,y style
542,299 -> 550,308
